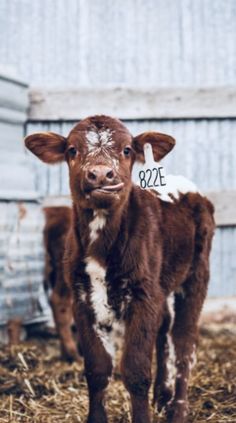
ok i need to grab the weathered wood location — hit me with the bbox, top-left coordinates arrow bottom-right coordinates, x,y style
0,108 -> 26,124
40,191 -> 236,228
0,74 -> 28,116
28,87 -> 236,120
208,191 -> 236,227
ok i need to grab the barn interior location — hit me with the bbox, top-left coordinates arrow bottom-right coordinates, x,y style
0,1 -> 236,422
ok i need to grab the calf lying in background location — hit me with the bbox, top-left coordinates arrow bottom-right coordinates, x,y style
43,206 -> 78,362
25,115 -> 215,423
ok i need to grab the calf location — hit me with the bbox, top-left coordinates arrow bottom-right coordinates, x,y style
25,115 -> 215,423
43,206 -> 78,362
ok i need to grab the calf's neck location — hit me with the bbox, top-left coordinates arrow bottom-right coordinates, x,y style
25,115 -> 215,423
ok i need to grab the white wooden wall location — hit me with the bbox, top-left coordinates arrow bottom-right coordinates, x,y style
0,0 -> 235,88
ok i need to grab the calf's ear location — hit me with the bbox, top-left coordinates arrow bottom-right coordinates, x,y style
24,132 -> 67,164
132,131 -> 175,162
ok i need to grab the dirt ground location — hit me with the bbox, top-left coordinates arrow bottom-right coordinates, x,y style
0,323 -> 235,423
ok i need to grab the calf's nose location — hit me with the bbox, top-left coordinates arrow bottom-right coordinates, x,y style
86,165 -> 115,185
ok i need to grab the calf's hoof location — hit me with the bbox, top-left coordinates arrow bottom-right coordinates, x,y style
87,407 -> 108,423
61,343 -> 80,363
166,399 -> 189,423
153,385 -> 173,412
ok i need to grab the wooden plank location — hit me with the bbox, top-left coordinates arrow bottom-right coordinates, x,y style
0,76 -> 28,114
207,191 -> 236,227
0,107 -> 26,124
29,87 -> 236,120
0,68 -> 28,87
40,191 -> 236,228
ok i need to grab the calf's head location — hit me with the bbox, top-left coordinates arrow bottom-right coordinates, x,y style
25,115 -> 175,210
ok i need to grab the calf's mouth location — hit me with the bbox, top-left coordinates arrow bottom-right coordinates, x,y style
92,182 -> 124,194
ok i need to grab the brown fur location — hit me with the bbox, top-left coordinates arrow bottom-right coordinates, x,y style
25,115 -> 215,423
43,206 -> 78,362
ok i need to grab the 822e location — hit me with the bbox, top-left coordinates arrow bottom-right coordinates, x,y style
139,167 -> 166,189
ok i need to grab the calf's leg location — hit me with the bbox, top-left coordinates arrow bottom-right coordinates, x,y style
50,288 -> 79,362
167,265 -> 210,423
75,309 -> 113,423
153,303 -> 173,411
121,299 -> 163,423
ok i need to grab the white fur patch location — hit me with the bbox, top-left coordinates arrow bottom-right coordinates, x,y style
85,257 -> 122,362
86,130 -> 99,146
166,293 -> 177,389
86,258 -> 113,325
96,321 -> 125,364
189,344 -> 197,370
156,175 -> 199,203
100,129 -> 113,145
86,129 -> 114,153
89,211 -> 106,244
96,326 -> 116,358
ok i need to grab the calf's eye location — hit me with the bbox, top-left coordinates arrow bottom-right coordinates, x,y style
123,146 -> 132,157
68,146 -> 78,158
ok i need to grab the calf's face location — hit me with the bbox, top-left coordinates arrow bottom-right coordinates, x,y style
25,115 -> 175,210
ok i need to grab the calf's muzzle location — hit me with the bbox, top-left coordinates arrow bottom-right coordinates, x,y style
85,165 -> 116,187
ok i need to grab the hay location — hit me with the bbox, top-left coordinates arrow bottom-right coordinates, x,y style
0,324 -> 235,423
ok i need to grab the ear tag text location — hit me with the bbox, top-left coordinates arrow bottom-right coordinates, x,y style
137,143 -> 167,191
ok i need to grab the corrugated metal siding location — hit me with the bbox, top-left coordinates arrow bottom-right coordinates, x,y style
0,0 -> 236,87
25,118 -> 236,298
0,202 -> 51,325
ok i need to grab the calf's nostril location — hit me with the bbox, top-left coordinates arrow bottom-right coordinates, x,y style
106,170 -> 114,180
87,170 -> 97,181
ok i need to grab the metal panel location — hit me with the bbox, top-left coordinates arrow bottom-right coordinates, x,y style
0,0 -> 235,88
0,202 -> 51,325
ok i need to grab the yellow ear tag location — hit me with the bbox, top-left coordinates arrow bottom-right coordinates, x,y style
136,143 -> 167,192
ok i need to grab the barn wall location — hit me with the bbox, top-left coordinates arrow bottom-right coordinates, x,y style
0,202 -> 51,325
0,73 -> 51,326
0,0 -> 235,88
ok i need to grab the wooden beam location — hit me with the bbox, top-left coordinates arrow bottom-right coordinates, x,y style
29,86 -> 236,120
41,191 -> 236,228
207,191 -> 236,227
0,73 -> 28,124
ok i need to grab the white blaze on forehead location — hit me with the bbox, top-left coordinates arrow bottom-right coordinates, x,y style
89,211 -> 106,244
86,129 -> 114,152
99,129 -> 113,145
86,130 -> 99,146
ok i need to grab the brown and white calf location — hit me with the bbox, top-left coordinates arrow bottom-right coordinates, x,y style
25,115 -> 215,423
43,206 -> 78,362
